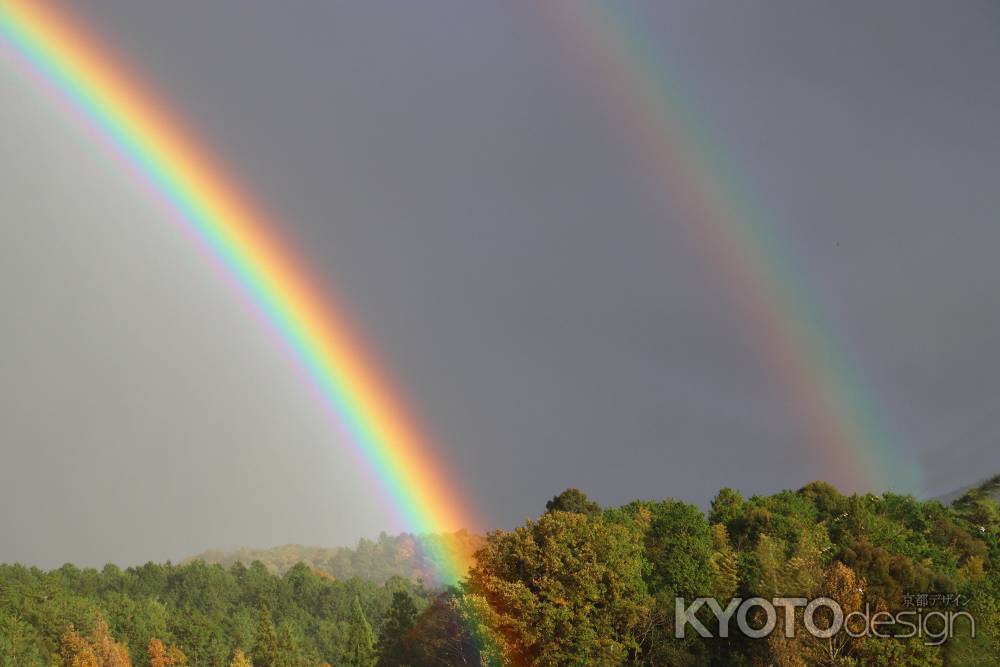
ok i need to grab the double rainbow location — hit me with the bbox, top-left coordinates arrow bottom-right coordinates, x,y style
0,1 -> 477,583
0,0 -> 924,597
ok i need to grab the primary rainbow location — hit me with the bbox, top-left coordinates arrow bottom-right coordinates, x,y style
0,1 -> 477,582
549,2 -> 922,493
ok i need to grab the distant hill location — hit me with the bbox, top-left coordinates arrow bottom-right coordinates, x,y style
934,474 -> 1000,506
185,530 -> 484,585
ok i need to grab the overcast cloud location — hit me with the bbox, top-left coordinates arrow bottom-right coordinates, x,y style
1,1 -> 998,567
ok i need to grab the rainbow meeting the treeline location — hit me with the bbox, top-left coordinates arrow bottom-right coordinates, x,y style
0,1 -> 479,584
0,0 -> 925,594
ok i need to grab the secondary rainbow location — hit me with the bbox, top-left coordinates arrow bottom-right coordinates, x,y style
0,1 -> 478,582
548,2 -> 922,493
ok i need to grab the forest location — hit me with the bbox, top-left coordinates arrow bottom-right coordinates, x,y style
1,478 -> 998,666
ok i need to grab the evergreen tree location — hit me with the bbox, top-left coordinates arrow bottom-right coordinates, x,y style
344,596 -> 376,667
252,609 -> 278,667
377,590 -> 418,666
275,624 -> 300,667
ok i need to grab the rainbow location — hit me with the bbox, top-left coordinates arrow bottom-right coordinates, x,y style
548,2 -> 922,494
0,1 -> 478,583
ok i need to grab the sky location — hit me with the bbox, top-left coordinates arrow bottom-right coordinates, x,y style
1,0 -> 999,568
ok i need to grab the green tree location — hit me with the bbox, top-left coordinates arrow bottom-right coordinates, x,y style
544,488 -> 601,517
0,611 -> 40,666
167,608 -> 225,667
708,524 -> 739,600
708,488 -> 745,527
643,500 -> 714,599
377,590 -> 418,666
468,510 -> 647,665
344,596 -> 376,667
854,637 -> 943,667
275,624 -> 301,667
251,609 -> 278,667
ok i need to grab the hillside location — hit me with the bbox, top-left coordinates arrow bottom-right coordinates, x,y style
936,474 -> 1000,507
186,530 -> 484,586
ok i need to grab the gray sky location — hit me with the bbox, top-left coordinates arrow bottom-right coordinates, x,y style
1,1 -> 998,568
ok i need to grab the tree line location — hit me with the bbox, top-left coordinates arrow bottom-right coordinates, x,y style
1,479 -> 998,665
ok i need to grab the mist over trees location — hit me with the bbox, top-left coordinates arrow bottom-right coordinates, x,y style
1,481 -> 998,666
186,532 -> 484,585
